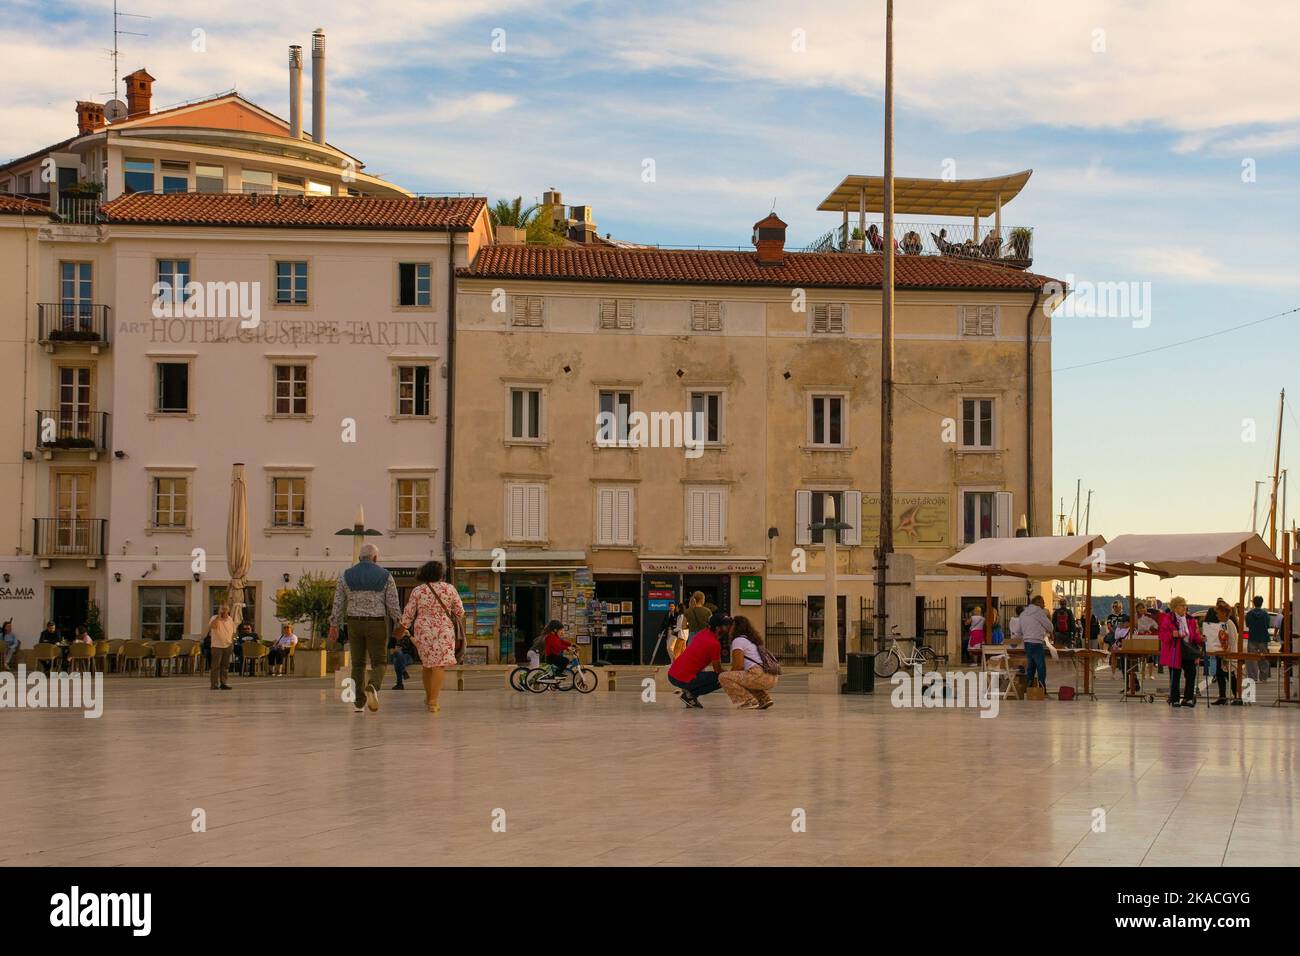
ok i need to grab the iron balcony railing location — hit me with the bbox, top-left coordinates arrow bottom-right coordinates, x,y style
804,219 -> 1034,266
56,197 -> 103,225
34,410 -> 110,453
37,303 -> 112,346
33,518 -> 107,559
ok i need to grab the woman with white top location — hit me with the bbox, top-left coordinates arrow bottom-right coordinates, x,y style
718,616 -> 777,710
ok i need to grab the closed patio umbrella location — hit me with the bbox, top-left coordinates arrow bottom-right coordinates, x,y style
226,463 -> 251,626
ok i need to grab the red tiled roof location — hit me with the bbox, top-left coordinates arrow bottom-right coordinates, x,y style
101,193 -> 486,230
0,194 -> 51,216
460,244 -> 1062,291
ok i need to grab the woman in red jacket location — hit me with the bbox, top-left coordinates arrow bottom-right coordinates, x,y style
1158,596 -> 1203,707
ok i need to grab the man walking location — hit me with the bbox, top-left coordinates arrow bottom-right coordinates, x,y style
1018,596 -> 1054,693
205,604 -> 236,691
328,543 -> 402,713
668,611 -> 731,708
1245,596 -> 1272,683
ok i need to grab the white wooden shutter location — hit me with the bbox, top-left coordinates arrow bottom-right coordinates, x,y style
526,484 -> 546,540
505,484 -> 525,540
528,296 -> 543,326
828,303 -> 845,333
513,297 -> 527,328
812,303 -> 828,333
614,487 -> 633,544
960,304 -> 997,337
691,300 -> 721,331
704,488 -> 725,545
690,301 -> 706,331
686,488 -> 706,545
995,491 -> 1013,538
795,490 -> 812,546
598,299 -> 617,329
596,488 -> 615,543
617,299 -> 634,329
842,490 -> 862,545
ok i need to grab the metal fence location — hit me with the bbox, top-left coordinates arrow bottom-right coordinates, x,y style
859,597 -> 875,652
764,597 -> 807,664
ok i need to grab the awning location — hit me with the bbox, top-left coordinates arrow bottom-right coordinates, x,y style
1089,532 -> 1283,578
639,557 -> 766,574
940,534 -> 1119,579
817,170 -> 1032,217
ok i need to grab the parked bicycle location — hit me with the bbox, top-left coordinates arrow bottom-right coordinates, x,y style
874,625 -> 938,678
525,649 -> 598,693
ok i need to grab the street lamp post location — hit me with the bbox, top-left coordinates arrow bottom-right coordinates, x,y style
334,504 -> 384,564
812,494 -> 854,689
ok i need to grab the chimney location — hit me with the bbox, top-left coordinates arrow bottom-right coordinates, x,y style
124,68 -> 155,118
288,45 -> 304,140
752,212 -> 788,266
311,28 -> 326,144
76,101 -> 105,136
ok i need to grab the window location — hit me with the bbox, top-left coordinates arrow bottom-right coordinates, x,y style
795,490 -> 863,546
242,169 -> 274,193
809,394 -> 845,447
195,164 -> 224,193
962,490 -> 1012,544
60,261 -> 93,307
395,365 -> 431,417
272,477 -> 307,528
688,391 -> 723,445
160,160 -> 189,194
152,476 -> 189,529
510,388 -> 542,440
275,261 -> 308,305
273,364 -> 309,415
138,586 -> 185,642
396,478 -> 431,531
124,158 -> 154,194
961,398 -> 995,449
595,486 -> 634,546
960,304 -> 998,337
597,389 -> 633,446
276,175 -> 304,196
505,483 -> 547,541
512,295 -> 543,327
155,363 -> 190,414
57,367 -> 91,430
685,486 -> 727,547
307,180 -> 332,196
690,300 -> 723,332
156,259 -> 192,304
398,263 -> 432,307
813,303 -> 846,334
599,298 -> 634,330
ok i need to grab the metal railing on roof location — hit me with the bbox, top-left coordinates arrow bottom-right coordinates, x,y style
802,219 -> 1033,266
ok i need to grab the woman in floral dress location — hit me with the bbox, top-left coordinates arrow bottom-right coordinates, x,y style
398,560 -> 464,712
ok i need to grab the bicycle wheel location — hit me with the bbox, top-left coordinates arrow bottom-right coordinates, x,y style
918,647 -> 938,668
572,667 -> 598,694
524,669 -> 549,693
509,666 -> 529,692
555,668 -> 577,691
874,649 -> 900,678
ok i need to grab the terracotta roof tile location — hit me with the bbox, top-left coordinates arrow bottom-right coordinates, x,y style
0,194 -> 51,216
460,244 -> 1061,291
101,192 -> 486,230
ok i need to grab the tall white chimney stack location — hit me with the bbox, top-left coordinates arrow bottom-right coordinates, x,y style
311,28 -> 326,145
288,45 -> 303,140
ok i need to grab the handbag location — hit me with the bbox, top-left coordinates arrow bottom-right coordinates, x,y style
1181,638 -> 1203,663
1025,679 -> 1047,701
428,583 -> 466,661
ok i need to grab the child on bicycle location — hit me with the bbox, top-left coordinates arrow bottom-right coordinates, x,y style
542,620 -> 572,675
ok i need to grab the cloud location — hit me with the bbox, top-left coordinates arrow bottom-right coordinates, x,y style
1127,246 -> 1300,288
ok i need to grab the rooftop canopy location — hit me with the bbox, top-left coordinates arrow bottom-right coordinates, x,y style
940,534 -> 1119,580
817,169 -> 1032,217
1087,532 -> 1284,578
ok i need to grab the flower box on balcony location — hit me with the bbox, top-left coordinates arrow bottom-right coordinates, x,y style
47,329 -> 103,343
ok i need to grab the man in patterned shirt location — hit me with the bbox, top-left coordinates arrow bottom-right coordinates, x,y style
328,543 -> 403,713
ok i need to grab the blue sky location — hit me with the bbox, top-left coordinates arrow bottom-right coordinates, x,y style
6,0 -> 1299,602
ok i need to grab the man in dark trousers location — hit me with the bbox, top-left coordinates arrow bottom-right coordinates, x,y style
328,543 -> 403,714
668,612 -> 732,708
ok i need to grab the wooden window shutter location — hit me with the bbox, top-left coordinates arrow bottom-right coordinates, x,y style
596,488 -> 615,543
795,490 -> 812,546
842,490 -> 862,545
813,303 -> 829,333
705,488 -> 725,545
615,488 -> 633,544
690,300 -> 706,331
617,299 -> 634,329
599,299 -> 617,329
686,488 -> 705,545
960,304 -> 997,336
995,491 -> 1013,538
828,303 -> 845,333
506,485 -> 525,540
706,301 -> 721,331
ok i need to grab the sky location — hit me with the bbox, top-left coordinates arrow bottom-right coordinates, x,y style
5,0 -> 1299,604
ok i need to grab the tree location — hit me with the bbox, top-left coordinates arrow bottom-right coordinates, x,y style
489,196 -> 537,228
85,601 -> 104,642
274,572 -> 338,649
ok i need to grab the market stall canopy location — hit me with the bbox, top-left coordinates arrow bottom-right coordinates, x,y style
940,534 -> 1120,579
1087,532 -> 1282,578
817,170 -> 1032,216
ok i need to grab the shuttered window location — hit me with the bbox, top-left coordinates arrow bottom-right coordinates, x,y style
505,482 -> 547,541
690,300 -> 723,332
512,295 -> 544,328
685,486 -> 726,547
595,486 -> 635,546
598,298 -> 635,330
795,490 -> 862,546
959,304 -> 998,337
812,303 -> 846,334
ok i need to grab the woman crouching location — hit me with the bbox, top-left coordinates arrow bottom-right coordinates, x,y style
719,616 -> 778,710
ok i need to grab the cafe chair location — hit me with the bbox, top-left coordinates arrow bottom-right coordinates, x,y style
105,639 -> 127,673
67,642 -> 95,673
93,640 -> 110,673
242,642 -> 270,677
121,640 -> 153,676
31,643 -> 61,673
174,639 -> 201,674
152,641 -> 181,676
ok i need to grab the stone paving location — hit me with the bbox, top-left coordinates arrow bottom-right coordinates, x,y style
1,674 -> 1296,866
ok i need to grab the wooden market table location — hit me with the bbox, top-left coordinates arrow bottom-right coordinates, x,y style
1219,651 -> 1300,706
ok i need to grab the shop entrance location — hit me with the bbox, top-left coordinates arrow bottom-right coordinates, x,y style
807,595 -> 847,664
50,586 -> 90,640
593,577 -> 640,665
683,575 -> 730,617
502,575 -> 548,664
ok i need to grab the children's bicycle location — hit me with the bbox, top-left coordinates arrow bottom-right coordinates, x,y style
509,665 -> 530,692
873,626 -> 938,678
525,651 -> 598,694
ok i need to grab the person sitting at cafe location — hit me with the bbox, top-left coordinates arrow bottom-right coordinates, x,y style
39,621 -> 60,644
268,622 -> 298,677
1,620 -> 19,669
233,621 -> 258,673
73,625 -> 92,644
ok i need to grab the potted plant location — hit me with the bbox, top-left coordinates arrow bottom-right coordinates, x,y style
846,226 -> 865,252
1008,226 -> 1032,260
274,572 -> 338,677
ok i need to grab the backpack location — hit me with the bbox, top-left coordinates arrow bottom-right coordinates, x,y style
753,643 -> 782,676
1054,609 -> 1070,633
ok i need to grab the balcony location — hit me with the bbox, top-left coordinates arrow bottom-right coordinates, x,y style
56,197 -> 104,225
34,410 -> 111,458
803,220 -> 1034,268
33,518 -> 107,563
37,303 -> 112,351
